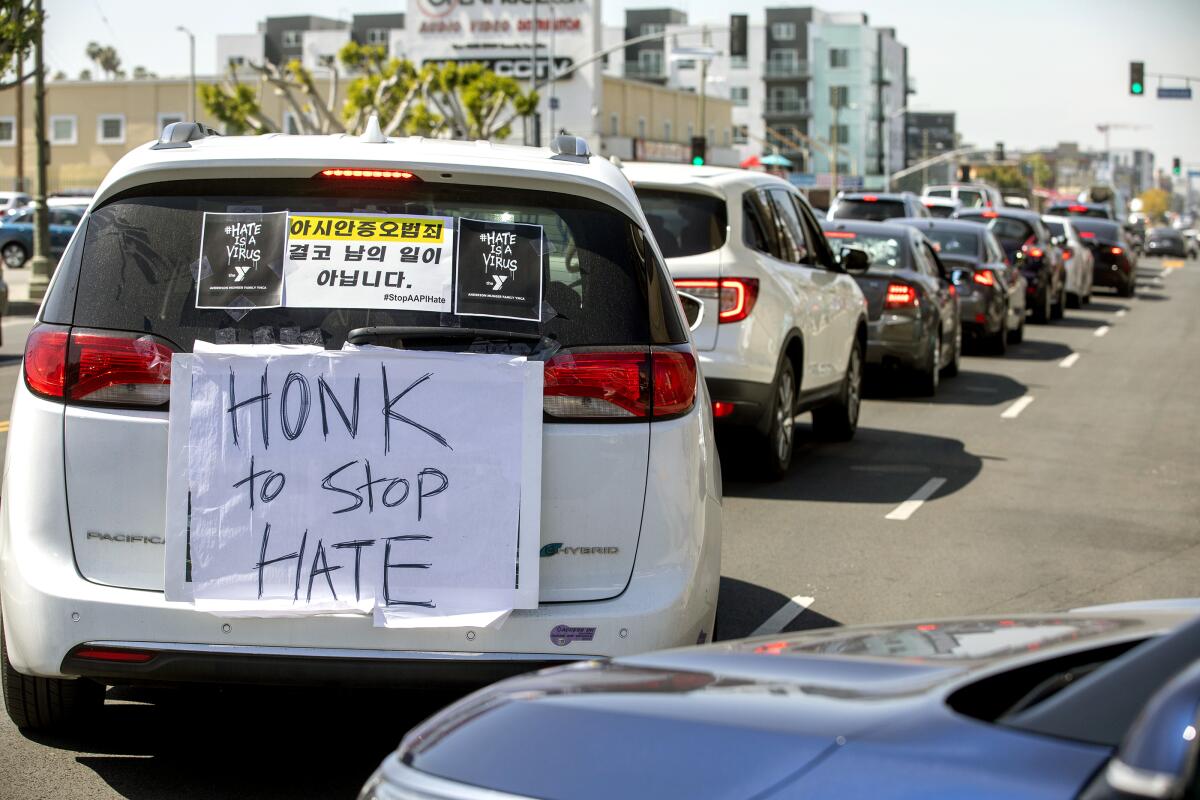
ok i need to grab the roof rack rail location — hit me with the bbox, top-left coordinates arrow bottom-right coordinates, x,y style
152,121 -> 221,150
550,135 -> 591,161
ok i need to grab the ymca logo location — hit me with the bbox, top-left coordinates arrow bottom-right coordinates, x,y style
232,266 -> 251,282
489,274 -> 508,291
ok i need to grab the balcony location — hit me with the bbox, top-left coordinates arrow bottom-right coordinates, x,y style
764,98 -> 810,118
763,60 -> 811,79
623,62 -> 666,81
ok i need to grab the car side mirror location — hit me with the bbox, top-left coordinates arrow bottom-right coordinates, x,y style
841,246 -> 871,273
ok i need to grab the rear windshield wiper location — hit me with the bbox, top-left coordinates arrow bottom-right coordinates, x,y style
346,326 -> 557,357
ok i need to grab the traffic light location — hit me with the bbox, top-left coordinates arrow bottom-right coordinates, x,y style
995,141 -> 1005,162
729,14 -> 748,59
1130,61 -> 1144,95
691,136 -> 706,166
1173,157 -> 1181,176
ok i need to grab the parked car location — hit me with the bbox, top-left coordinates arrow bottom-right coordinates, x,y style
1044,201 -> 1114,220
627,162 -> 867,478
895,217 -> 1026,352
1072,218 -> 1138,297
0,127 -> 723,732
820,220 -> 960,394
0,191 -> 31,216
826,191 -> 931,222
956,207 -> 1066,323
0,204 -> 85,268
922,182 -> 1005,210
1144,227 -> 1189,258
361,604 -> 1200,800
1043,215 -> 1096,307
920,196 -> 962,218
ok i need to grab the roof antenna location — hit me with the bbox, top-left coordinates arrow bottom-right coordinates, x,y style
360,113 -> 387,144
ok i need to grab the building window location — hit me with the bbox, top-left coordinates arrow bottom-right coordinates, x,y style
637,117 -> 646,138
731,55 -> 748,69
732,125 -> 749,145
771,22 -> 796,41
228,56 -> 246,68
730,86 -> 749,106
49,114 -> 77,145
675,59 -> 696,69
282,30 -> 303,48
724,128 -> 731,146
610,113 -> 619,136
830,48 -> 850,68
829,124 -> 849,143
0,116 -> 14,146
830,85 -> 849,107
157,112 -> 185,133
97,114 -> 125,145
640,23 -> 665,37
768,49 -> 798,72
637,50 -> 663,76
365,28 -> 389,45
664,120 -> 672,141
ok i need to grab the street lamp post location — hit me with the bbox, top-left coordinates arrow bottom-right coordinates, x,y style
28,0 -> 51,302
177,26 -> 196,121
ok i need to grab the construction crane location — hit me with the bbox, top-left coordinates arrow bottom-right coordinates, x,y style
1096,122 -> 1150,155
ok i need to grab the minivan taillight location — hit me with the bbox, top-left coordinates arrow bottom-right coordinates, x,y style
24,325 -> 173,407
543,348 -> 696,420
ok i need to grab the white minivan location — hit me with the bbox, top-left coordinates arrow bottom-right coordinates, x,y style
624,163 -> 867,479
0,125 -> 722,731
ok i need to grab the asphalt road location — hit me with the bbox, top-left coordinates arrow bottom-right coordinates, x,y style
0,257 -> 1197,798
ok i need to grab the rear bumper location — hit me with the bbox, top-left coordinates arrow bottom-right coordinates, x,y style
865,316 -> 923,368
1092,260 -> 1132,287
705,376 -> 773,429
956,292 -> 1003,334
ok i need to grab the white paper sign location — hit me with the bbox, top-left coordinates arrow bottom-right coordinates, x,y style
283,213 -> 455,312
165,344 -> 543,626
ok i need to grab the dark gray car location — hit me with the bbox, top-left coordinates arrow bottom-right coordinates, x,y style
821,220 -> 960,395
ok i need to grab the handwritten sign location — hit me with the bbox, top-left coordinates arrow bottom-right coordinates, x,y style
454,218 -> 544,322
283,213 -> 455,312
164,344 -> 543,626
196,212 -> 287,309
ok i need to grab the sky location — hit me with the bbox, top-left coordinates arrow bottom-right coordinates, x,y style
40,0 -> 1200,174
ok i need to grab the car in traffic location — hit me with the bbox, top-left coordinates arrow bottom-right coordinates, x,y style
1044,201 -> 1113,220
0,205 -> 85,268
922,182 -> 1004,210
0,191 -> 31,216
1001,193 -> 1031,209
826,191 -> 931,222
1143,227 -> 1188,259
1043,215 -> 1096,308
895,217 -> 1026,353
920,196 -> 961,218
1072,217 -> 1138,297
956,207 -> 1066,323
0,125 -> 723,732
361,604 -> 1200,800
626,162 -> 867,478
821,220 -> 960,394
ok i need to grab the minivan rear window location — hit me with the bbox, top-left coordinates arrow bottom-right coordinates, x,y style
67,178 -> 670,353
831,199 -> 906,222
957,190 -> 985,208
635,189 -> 728,259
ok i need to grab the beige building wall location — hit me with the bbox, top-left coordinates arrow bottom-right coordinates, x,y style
601,75 -> 734,148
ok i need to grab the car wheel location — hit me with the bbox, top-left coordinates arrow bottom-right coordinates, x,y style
1008,309 -> 1025,344
914,331 -> 940,396
752,359 -> 796,481
989,314 -> 1008,355
1067,291 -> 1080,310
942,326 -> 961,377
1120,277 -> 1136,298
1051,284 -> 1065,319
2,620 -> 104,732
1,242 -> 27,269
1031,286 -> 1050,323
812,341 -> 862,442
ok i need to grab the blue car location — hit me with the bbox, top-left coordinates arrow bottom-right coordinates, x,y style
0,205 -> 84,268
362,604 -> 1200,799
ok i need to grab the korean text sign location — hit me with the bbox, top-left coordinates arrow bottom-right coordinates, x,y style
165,345 -> 543,626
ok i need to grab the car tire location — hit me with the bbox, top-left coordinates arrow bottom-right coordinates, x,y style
2,621 -> 104,732
812,341 -> 862,442
942,326 -> 961,377
914,331 -> 940,397
1067,292 -> 1080,309
989,315 -> 1008,355
1031,286 -> 1051,323
751,359 -> 796,481
1051,284 -> 1066,320
1120,277 -> 1136,298
1,242 -> 28,269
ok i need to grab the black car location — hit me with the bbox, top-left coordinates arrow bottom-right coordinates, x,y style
1073,218 -> 1138,297
1144,227 -> 1188,258
822,220 -> 960,395
895,218 -> 1027,353
826,192 -> 931,222
955,207 -> 1065,323
1045,201 -> 1114,220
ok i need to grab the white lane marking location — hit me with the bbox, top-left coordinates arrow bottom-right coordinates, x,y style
1094,325 -> 1110,338
1059,353 -> 1080,368
751,595 -> 816,636
1002,395 -> 1035,419
885,477 -> 947,521
1116,309 -> 1127,318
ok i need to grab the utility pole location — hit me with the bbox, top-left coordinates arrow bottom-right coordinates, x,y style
698,26 -> 708,153
177,26 -> 196,121
547,2 -> 556,138
831,101 -> 841,195
28,0 -> 50,302
529,0 -> 539,145
14,54 -> 24,192
921,129 -> 929,190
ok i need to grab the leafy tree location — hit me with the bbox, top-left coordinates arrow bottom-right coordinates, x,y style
973,164 -> 1026,191
77,68 -> 91,80
1022,153 -> 1053,189
85,41 -> 122,80
132,65 -> 156,80
1138,188 -> 1170,222
51,69 -> 64,80
0,0 -> 40,90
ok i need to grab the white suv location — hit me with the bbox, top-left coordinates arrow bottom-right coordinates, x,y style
1,125 -> 721,730
624,163 -> 866,479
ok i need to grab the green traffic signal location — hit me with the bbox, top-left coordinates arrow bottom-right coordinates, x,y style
1132,82 -> 1143,94
692,156 -> 704,166
1130,61 -> 1145,96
